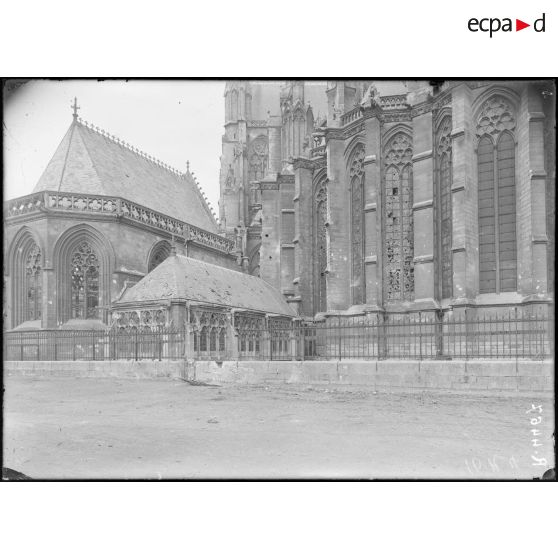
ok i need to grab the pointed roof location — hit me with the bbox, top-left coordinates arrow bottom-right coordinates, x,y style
116,254 -> 296,317
33,118 -> 218,232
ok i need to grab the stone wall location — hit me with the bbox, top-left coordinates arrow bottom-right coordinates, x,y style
5,359 -> 553,395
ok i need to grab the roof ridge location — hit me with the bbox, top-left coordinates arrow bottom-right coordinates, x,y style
76,116 -> 219,225
57,120 -> 78,192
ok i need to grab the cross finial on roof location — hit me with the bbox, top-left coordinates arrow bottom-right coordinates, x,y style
71,97 -> 80,120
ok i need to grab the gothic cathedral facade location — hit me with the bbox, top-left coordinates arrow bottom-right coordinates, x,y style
219,80 -> 555,321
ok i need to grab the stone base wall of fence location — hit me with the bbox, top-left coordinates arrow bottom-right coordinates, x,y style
186,359 -> 553,394
4,359 -> 552,394
4,360 -> 185,380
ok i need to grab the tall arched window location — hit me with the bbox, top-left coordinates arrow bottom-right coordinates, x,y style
436,115 -> 453,299
70,241 -> 100,319
349,145 -> 366,305
25,243 -> 42,321
314,178 -> 328,313
148,241 -> 171,272
383,132 -> 414,301
476,95 -> 517,294
248,137 -> 268,181
9,229 -> 43,327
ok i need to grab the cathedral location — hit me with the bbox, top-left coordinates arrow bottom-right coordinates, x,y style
4,80 -> 555,350
219,80 -> 555,322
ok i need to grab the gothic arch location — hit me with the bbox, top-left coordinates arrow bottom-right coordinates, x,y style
346,142 -> 366,305
6,225 -> 45,276
434,106 -> 452,130
474,92 -> 518,294
8,226 -> 45,327
343,134 -> 366,159
382,128 -> 414,302
381,123 -> 413,149
248,135 -> 268,181
472,87 -> 520,127
248,243 -> 261,277
313,168 -> 327,194
313,173 -> 329,313
147,240 -> 172,272
53,224 -> 114,324
435,112 -> 453,300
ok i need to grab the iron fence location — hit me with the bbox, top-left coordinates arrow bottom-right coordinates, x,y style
3,328 -> 186,362
3,312 -> 552,362
238,311 -> 552,361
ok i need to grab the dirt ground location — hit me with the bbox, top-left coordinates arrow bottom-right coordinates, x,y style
3,376 -> 555,479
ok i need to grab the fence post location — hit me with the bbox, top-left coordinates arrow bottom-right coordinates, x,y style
417,313 -> 421,360
464,308 -> 469,361
338,316 -> 342,361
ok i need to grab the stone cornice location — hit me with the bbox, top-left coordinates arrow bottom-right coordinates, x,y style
450,126 -> 465,139
413,254 -> 434,264
412,199 -> 433,211
5,190 -> 234,254
411,150 -> 433,163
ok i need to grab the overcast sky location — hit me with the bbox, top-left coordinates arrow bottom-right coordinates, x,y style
3,79 -> 225,211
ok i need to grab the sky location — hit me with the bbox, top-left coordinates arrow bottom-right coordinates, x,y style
3,79 -> 225,212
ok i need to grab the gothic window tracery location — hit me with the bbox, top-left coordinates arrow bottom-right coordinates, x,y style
25,243 -> 42,321
349,145 -> 366,305
436,115 -> 453,299
235,314 -> 264,356
190,310 -> 227,357
314,179 -> 328,313
148,241 -> 171,272
248,137 -> 268,181
383,132 -> 414,301
70,241 -> 100,319
476,95 -> 517,294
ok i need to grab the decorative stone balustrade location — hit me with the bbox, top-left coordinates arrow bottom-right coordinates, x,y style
5,190 -> 235,255
380,95 -> 409,111
5,192 -> 46,217
340,106 -> 363,126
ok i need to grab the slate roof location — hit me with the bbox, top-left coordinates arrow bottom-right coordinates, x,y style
33,118 -> 218,232
116,255 -> 296,316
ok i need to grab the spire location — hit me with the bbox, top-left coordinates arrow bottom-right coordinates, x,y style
71,97 -> 80,121
170,234 -> 177,256
186,160 -> 190,173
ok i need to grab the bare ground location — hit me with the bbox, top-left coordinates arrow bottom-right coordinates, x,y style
3,376 -> 555,479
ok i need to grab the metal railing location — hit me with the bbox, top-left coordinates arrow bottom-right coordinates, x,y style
3,312 -> 552,362
3,328 -> 186,362
237,312 -> 552,361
